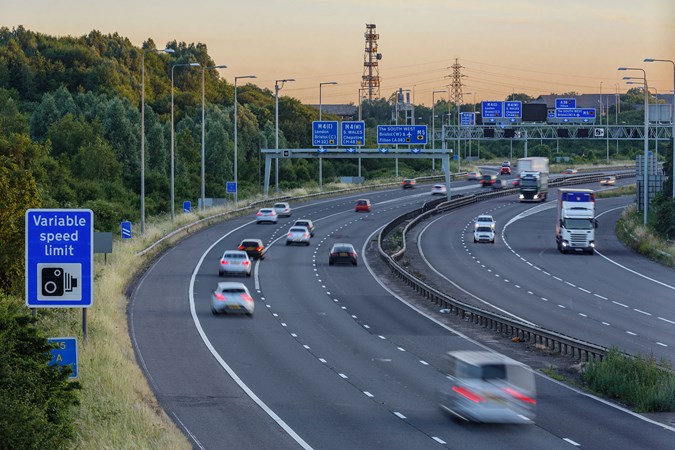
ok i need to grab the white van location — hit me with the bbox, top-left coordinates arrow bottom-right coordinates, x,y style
437,351 -> 536,424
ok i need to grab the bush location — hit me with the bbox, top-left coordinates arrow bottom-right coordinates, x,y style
0,296 -> 81,449
582,347 -> 675,412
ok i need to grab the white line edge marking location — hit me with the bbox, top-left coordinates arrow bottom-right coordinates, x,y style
364,391 -> 374,398
432,437 -> 446,444
188,223 -> 313,450
659,317 -> 675,325
563,437 -> 581,446
394,412 -> 406,419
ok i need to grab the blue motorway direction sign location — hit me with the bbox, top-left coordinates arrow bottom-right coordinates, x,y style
183,201 -> 191,213
341,121 -> 365,146
376,125 -> 427,145
226,181 -> 237,193
312,121 -> 338,146
121,221 -> 132,239
556,98 -> 576,109
555,108 -> 596,119
481,101 -> 503,118
504,101 -> 522,118
26,209 -> 93,308
48,337 -> 78,379
460,112 -> 475,126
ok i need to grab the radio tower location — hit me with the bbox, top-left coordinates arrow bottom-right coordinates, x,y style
448,58 -> 465,106
361,24 -> 382,100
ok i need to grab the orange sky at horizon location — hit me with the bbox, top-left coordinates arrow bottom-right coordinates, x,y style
2,0 -> 674,106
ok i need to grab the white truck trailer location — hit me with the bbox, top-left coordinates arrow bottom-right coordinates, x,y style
517,157 -> 549,202
556,188 -> 597,254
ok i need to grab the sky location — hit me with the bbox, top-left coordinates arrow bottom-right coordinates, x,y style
2,0 -> 674,107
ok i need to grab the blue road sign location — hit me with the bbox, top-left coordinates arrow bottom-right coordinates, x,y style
341,121 -> 365,146
556,98 -> 576,109
376,125 -> 427,145
226,182 -> 237,194
555,108 -> 596,119
312,121 -> 339,146
183,201 -> 191,213
121,221 -> 132,239
453,154 -> 459,160
378,147 -> 389,153
317,147 -> 328,154
345,148 -> 357,153
47,337 -> 78,379
411,148 -> 422,154
26,209 -> 93,308
481,101 -> 503,118
504,101 -> 522,118
460,112 -> 475,126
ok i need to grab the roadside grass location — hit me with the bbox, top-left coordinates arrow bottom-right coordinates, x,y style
616,204 -> 675,267
595,183 -> 636,199
582,348 -> 675,412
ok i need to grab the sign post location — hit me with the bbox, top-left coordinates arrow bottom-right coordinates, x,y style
182,201 -> 191,213
121,221 -> 132,239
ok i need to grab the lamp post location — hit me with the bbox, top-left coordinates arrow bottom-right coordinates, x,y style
645,58 -> 675,197
358,88 -> 366,178
619,67 -> 649,225
432,90 -> 446,172
630,82 -> 660,162
171,62 -> 200,224
275,78 -> 295,193
234,75 -> 257,205
141,47 -> 174,234
318,81 -> 337,191
201,64 -> 227,211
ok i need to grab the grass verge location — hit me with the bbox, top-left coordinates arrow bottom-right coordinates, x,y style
616,204 -> 675,267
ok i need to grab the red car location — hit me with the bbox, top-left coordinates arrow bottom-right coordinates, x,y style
355,199 -> 372,212
500,166 -> 511,175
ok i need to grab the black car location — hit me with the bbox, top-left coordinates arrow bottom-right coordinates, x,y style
238,239 -> 265,259
480,174 -> 497,187
293,219 -> 315,237
329,243 -> 358,266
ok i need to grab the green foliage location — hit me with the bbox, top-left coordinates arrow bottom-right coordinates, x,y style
0,295 -> 81,448
652,193 -> 675,241
582,348 -> 675,412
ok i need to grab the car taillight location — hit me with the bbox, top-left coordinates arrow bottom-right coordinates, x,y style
242,294 -> 253,302
238,245 -> 245,250
350,252 -> 356,257
303,233 -> 309,238
256,212 -> 262,216
452,386 -> 485,403
257,246 -> 263,251
214,292 -> 225,301
287,233 -> 293,237
242,260 -> 250,266
221,259 -> 228,265
503,387 -> 536,404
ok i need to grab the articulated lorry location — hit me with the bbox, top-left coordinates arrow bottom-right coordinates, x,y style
517,157 -> 549,202
556,188 -> 597,254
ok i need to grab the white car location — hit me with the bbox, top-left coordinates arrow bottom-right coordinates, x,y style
430,184 -> 447,195
256,208 -> 278,224
474,214 -> 496,230
218,250 -> 252,277
474,226 -> 495,243
286,226 -> 311,246
273,202 -> 292,217
210,282 -> 254,316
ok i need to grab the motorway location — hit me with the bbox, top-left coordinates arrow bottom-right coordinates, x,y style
129,176 -> 675,449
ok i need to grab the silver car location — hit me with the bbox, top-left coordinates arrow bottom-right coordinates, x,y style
210,282 -> 254,316
256,208 -> 278,224
218,250 -> 252,277
286,226 -> 311,246
273,202 -> 292,218
438,351 -> 536,424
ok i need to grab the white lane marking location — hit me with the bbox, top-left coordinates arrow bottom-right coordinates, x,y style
397,347 -> 406,352
612,301 -> 628,308
553,276 -> 563,281
563,438 -> 581,446
594,294 -> 608,300
394,412 -> 407,419
291,333 -> 297,338
378,335 -> 386,340
659,317 -> 675,325
657,342 -> 668,347
273,313 -> 278,317
363,324 -> 370,329
319,358 -> 327,363
541,298 -> 549,302
364,391 -> 374,398
578,287 -> 591,294
432,437 -> 446,444
602,322 -> 611,326
303,345 -> 311,350
420,360 -> 429,366
634,309 -> 651,316
626,331 -> 637,336
558,305 -> 566,309
338,373 -> 348,379
579,313 -> 587,317
565,281 -> 577,288
281,323 -> 287,327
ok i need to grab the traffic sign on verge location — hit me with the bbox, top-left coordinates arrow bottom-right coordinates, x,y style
376,125 -> 427,145
26,209 -> 94,308
312,121 -> 339,146
121,221 -> 132,239
341,121 -> 365,146
226,182 -> 237,194
47,337 -> 78,379
183,201 -> 191,213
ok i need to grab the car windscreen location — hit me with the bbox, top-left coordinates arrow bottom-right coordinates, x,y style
224,253 -> 244,259
221,288 -> 246,294
274,204 -> 286,208
563,218 -> 594,229
260,209 -> 273,213
241,241 -> 259,247
476,227 -> 492,233
289,228 -> 306,233
295,221 -> 309,226
333,246 -> 353,253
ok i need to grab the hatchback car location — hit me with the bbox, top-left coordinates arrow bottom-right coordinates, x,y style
466,171 -> 482,181
293,219 -> 315,237
273,202 -> 292,217
492,179 -> 508,190
499,166 -> 511,175
599,175 -> 616,185
286,226 -> 311,246
355,199 -> 372,212
474,214 -> 496,229
218,250 -> 252,277
430,184 -> 447,195
438,351 -> 536,424
210,282 -> 254,316
328,243 -> 358,266
562,168 -> 578,174
474,226 -> 495,243
238,239 -> 265,259
480,174 -> 497,187
256,208 -> 278,224
401,178 -> 416,189
501,161 -> 511,167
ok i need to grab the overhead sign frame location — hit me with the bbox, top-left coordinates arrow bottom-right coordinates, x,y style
312,121 -> 339,147
340,121 -> 365,146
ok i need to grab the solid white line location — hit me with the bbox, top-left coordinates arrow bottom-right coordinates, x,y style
579,313 -> 587,317
393,412 -> 406,419
397,347 -> 406,352
363,324 -> 370,329
558,305 -> 566,309
291,333 -> 297,338
432,437 -> 446,444
303,345 -> 311,350
378,335 -> 386,340
420,360 -> 429,366
563,438 -> 581,446
602,322 -> 611,326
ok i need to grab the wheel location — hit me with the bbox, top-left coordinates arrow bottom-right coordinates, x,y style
473,238 -> 477,243
211,308 -> 218,315
353,261 -> 358,266
305,242 -> 310,246
246,271 -> 251,277
218,270 -> 223,277
286,241 -> 290,246
273,220 -> 277,224
260,255 -> 265,260
491,239 -> 495,244
329,261 -> 334,266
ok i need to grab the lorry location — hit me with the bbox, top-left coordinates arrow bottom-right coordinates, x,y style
517,157 -> 549,202
556,188 -> 597,254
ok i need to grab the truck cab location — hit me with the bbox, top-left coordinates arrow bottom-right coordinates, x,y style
556,189 -> 597,254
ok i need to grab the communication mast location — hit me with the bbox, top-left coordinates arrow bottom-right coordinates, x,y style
361,24 -> 382,100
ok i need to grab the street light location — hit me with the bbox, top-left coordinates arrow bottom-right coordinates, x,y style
275,78 -> 295,193
141,47 -> 174,234
319,81 -> 338,191
171,62 -> 200,224
234,75 -> 257,205
201,64 -> 227,211
618,66 -> 649,225
627,82 -> 659,161
432,89 -> 446,172
645,58 -> 675,198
